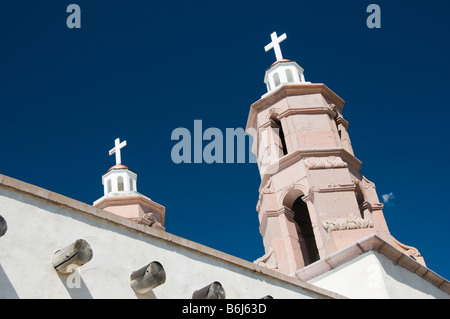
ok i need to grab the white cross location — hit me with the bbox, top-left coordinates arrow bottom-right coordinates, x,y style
264,32 -> 287,61
109,138 -> 127,165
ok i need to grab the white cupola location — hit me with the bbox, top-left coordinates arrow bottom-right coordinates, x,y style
102,164 -> 137,196
100,138 -> 137,197
93,138 -> 166,230
263,32 -> 309,95
264,59 -> 307,93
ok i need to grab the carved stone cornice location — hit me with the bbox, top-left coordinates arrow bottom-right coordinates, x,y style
256,148 -> 362,181
299,148 -> 362,171
246,83 -> 345,132
136,212 -> 165,231
322,216 -> 374,232
303,156 -> 348,170
251,83 -> 345,113
392,236 -> 422,259
306,183 -> 356,203
360,200 -> 384,213
335,115 -> 349,129
277,148 -> 361,174
313,183 -> 356,194
370,203 -> 384,211
253,247 -> 278,270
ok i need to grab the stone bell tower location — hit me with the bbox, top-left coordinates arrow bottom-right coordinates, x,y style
248,32 -> 424,275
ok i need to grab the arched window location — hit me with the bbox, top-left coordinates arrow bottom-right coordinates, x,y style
355,184 -> 366,219
107,179 -> 112,193
298,72 -> 303,82
117,176 -> 124,191
270,117 -> 288,156
286,69 -> 294,82
273,72 -> 281,87
129,178 -> 134,191
292,196 -> 319,266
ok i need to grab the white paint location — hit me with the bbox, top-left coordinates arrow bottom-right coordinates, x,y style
100,167 -> 137,197
308,251 -> 449,299
264,32 -> 287,62
109,138 -> 127,165
264,60 -> 308,94
0,185 -> 330,299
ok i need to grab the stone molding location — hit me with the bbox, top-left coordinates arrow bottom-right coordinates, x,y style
246,83 -> 345,135
135,212 -> 165,231
254,247 -> 278,270
305,183 -> 356,203
322,216 -> 374,232
94,194 -> 166,228
259,207 -> 293,236
303,156 -> 348,170
311,183 -> 356,195
392,236 -> 422,260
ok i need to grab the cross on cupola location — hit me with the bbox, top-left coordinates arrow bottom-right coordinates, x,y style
262,31 -> 309,95
109,138 -> 127,165
264,32 -> 287,62
103,137 -> 136,194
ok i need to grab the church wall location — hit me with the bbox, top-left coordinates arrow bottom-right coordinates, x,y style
0,180 -> 338,299
307,251 -> 449,299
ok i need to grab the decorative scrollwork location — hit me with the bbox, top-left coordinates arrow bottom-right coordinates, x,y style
254,247 -> 278,270
322,216 -> 374,232
303,156 -> 348,170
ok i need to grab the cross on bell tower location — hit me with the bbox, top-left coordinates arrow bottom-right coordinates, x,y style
264,32 -> 287,61
109,138 -> 127,165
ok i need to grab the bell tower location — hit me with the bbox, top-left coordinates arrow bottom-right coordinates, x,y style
248,32 -> 424,275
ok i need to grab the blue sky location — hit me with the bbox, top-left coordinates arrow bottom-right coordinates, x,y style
1,0 -> 449,280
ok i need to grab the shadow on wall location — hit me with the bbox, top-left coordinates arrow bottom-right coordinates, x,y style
57,268 -> 158,299
57,270 -> 93,299
0,264 -> 19,298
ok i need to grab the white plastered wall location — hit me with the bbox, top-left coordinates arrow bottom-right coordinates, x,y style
307,251 -> 449,299
0,183 -> 335,299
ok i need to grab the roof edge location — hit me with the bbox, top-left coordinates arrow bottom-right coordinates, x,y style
0,173 -> 344,299
294,234 -> 450,294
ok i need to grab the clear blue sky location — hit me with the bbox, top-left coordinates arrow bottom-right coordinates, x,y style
1,0 -> 449,280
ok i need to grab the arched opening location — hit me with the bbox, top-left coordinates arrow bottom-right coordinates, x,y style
129,178 -> 134,191
286,69 -> 294,82
292,196 -> 319,266
117,176 -> 124,191
273,72 -> 281,87
355,184 -> 365,218
270,117 -> 288,156
107,179 -> 112,193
